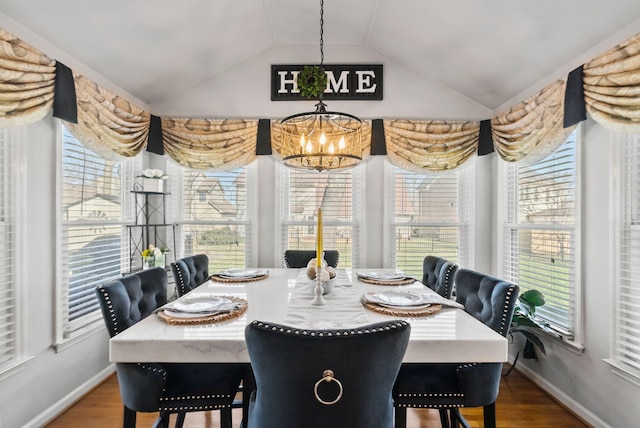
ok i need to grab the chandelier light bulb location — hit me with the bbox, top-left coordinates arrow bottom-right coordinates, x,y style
319,132 -> 326,146
328,143 -> 335,154
300,134 -> 305,147
339,136 -> 346,150
306,141 -> 313,153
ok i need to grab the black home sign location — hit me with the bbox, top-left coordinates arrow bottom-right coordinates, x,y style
271,64 -> 383,101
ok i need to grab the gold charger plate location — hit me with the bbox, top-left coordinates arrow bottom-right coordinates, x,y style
157,295 -> 248,325
358,276 -> 415,286
209,272 -> 269,283
361,294 -> 441,317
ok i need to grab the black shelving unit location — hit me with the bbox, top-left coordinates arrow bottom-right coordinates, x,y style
127,190 -> 177,272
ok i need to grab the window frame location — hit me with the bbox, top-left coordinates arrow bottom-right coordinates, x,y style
382,159 -> 475,277
54,121 -> 140,349
167,161 -> 258,269
497,127 -> 583,348
275,163 -> 363,269
0,126 -> 29,379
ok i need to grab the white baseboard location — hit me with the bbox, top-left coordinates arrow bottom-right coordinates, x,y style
24,364 -> 115,428
515,364 -> 611,428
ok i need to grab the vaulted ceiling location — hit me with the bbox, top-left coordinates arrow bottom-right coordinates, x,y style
2,0 -> 640,110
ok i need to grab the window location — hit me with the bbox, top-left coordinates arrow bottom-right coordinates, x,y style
499,130 -> 580,340
169,164 -> 256,272
385,162 -> 474,278
279,166 -> 361,268
611,132 -> 640,380
58,125 -> 138,340
0,128 -> 20,373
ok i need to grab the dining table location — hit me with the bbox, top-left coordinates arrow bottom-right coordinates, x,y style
109,267 -> 508,425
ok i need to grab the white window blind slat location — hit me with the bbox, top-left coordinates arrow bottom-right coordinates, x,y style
613,132 -> 640,378
0,127 -> 16,372
175,168 -> 254,272
387,163 -> 473,278
280,167 -> 360,268
60,127 -> 136,336
502,131 -> 578,336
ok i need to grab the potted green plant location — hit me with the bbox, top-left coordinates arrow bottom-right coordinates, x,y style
504,289 -> 548,376
297,65 -> 327,99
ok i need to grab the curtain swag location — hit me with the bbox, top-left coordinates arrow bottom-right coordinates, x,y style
3,26 -> 640,170
162,118 -> 259,170
492,79 -> 576,164
583,32 -> 640,133
0,28 -> 56,127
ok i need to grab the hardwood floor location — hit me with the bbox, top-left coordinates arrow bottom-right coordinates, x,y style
45,368 -> 590,427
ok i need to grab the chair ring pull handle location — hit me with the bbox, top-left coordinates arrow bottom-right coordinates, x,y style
314,369 -> 343,405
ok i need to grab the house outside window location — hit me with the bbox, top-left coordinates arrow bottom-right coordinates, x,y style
57,125 -> 138,341
384,161 -> 474,278
499,129 -> 580,342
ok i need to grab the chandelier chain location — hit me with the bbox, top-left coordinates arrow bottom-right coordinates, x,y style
320,0 -> 324,67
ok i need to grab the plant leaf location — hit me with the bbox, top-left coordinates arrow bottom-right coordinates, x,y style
520,289 -> 545,307
514,329 -> 546,355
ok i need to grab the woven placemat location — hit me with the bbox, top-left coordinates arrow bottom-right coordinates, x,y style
361,296 -> 441,317
157,295 -> 248,325
209,273 -> 269,283
358,277 -> 416,286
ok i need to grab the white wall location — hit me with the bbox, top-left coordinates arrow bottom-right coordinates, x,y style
3,23 -> 640,428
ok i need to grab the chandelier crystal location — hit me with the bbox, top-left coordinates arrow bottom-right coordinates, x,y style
279,0 -> 363,172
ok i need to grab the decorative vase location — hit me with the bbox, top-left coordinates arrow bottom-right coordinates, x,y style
143,178 -> 164,193
143,254 -> 165,269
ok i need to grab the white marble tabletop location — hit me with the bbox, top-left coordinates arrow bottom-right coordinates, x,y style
109,268 -> 508,364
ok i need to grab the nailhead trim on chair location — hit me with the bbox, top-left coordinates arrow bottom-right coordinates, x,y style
97,286 -> 120,335
252,320 -> 408,337
499,285 -> 516,336
172,262 -> 189,297
444,263 -> 456,297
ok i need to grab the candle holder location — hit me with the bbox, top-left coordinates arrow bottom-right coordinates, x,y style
310,265 -> 327,306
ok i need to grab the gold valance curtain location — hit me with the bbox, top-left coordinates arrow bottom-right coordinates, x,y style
492,79 -> 575,164
162,118 -> 258,170
583,33 -> 640,133
384,120 -> 479,172
0,28 -> 56,127
65,73 -> 150,159
269,120 -> 373,162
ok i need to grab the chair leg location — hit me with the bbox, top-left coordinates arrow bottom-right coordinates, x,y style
438,409 -> 451,428
220,407 -> 233,428
123,406 -> 136,428
394,406 -> 407,428
450,408 -> 470,428
174,412 -> 187,428
483,403 -> 496,428
152,411 -> 171,428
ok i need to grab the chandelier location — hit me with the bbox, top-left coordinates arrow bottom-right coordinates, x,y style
279,0 -> 363,172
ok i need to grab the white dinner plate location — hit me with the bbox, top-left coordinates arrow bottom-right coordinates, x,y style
170,297 -> 230,313
371,291 -> 425,307
217,268 -> 267,278
163,308 -> 220,319
357,271 -> 407,281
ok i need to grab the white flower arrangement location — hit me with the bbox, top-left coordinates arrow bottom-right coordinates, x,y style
139,169 -> 168,179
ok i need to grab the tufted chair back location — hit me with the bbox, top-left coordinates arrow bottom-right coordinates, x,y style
283,250 -> 339,268
171,254 -> 210,297
96,267 -> 167,338
421,256 -> 458,299
454,268 -> 519,337
245,320 -> 410,428
95,267 -> 242,428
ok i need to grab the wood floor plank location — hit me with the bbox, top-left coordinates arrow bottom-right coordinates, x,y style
45,368 -> 591,427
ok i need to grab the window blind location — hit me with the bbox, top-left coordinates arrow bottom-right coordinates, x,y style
280,167 -> 361,268
0,128 -> 17,370
175,168 -> 254,272
387,163 -> 473,278
60,126 -> 136,336
502,131 -> 578,336
614,133 -> 640,375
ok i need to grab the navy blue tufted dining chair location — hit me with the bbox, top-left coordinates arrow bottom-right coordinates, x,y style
171,253 -> 210,297
245,319 -> 410,428
422,255 -> 458,299
95,267 -> 243,428
393,269 -> 519,428
283,249 -> 340,268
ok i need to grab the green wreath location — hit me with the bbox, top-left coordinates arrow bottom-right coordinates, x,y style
297,65 -> 327,99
